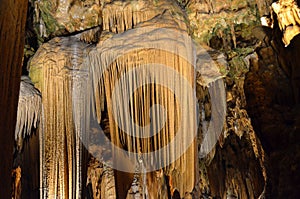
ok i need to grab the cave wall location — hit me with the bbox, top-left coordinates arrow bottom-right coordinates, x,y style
9,0 -> 300,199
244,1 -> 300,197
187,0 -> 268,198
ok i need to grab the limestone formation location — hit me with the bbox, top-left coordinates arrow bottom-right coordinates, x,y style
29,36 -> 93,199
10,0 -> 300,199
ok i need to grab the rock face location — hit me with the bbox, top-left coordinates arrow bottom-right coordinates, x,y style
11,0 -> 300,199
34,0 -> 102,39
187,0 -> 268,198
244,44 -> 300,198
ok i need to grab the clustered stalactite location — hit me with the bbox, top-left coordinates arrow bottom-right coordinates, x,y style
15,76 -> 42,151
12,77 -> 41,199
88,25 -> 197,198
24,2 -> 223,198
27,1 -> 203,196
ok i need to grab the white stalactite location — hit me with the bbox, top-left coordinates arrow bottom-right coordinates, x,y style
15,76 -> 42,151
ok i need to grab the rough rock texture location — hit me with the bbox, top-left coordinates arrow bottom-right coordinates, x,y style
33,0 -> 102,39
187,0 -> 268,198
244,1 -> 300,197
187,0 -> 259,47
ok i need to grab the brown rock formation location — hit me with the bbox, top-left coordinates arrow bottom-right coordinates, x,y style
0,0 -> 28,198
245,1 -> 300,197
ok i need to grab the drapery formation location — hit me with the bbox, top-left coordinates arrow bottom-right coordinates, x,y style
29,37 -> 92,198
28,8 -> 200,197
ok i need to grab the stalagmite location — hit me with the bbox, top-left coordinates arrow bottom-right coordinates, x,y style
15,76 -> 42,151
87,158 -> 116,199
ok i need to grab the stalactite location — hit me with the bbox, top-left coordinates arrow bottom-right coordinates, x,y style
272,0 -> 300,46
102,0 -> 155,33
15,76 -> 42,151
29,36 -> 93,199
102,0 -> 189,34
75,27 -> 102,44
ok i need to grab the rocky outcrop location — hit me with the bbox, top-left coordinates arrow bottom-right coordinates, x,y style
244,44 -> 300,198
187,0 -> 268,198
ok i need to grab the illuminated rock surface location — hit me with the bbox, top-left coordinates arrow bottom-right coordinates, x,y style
29,36 -> 92,198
